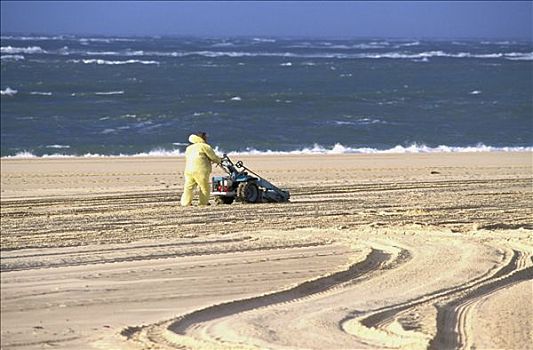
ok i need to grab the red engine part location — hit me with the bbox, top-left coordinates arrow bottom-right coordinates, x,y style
216,184 -> 229,192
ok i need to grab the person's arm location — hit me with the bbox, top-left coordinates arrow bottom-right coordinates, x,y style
204,144 -> 222,164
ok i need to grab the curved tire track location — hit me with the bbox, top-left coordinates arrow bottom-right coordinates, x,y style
429,250 -> 532,350
341,248 -> 532,350
123,246 -> 406,349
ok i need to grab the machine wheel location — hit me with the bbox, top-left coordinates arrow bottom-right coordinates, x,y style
237,182 -> 260,203
215,196 -> 234,205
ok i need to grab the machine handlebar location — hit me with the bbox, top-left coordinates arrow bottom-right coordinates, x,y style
219,154 -> 255,177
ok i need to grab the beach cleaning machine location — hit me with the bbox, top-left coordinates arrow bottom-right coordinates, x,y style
211,154 -> 290,204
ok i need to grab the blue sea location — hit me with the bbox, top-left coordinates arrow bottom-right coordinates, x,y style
1,35 -> 532,158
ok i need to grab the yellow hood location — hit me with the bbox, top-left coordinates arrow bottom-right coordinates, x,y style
188,134 -> 205,144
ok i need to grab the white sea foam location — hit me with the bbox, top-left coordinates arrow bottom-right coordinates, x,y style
252,38 -> 276,43
131,148 -> 184,157
5,151 -> 38,158
196,63 -> 221,68
95,91 -> 125,95
504,52 -> 533,60
192,111 -> 218,117
230,96 -> 242,101
1,35 -> 66,41
30,91 -> 53,96
175,50 -> 533,60
1,87 -> 18,96
481,41 -> 515,45
1,54 -> 25,61
356,51 -> 530,60
395,41 -> 421,47
0,46 -> 46,54
67,59 -> 159,65
288,42 -> 390,50
4,143 -> 531,159
4,149 -> 184,159
470,90 -> 482,95
86,51 -> 122,56
333,118 -> 387,126
46,145 -> 70,149
79,37 -> 137,44
44,47 -> 533,61
280,62 -> 293,66
225,143 -> 533,156
82,50 -> 145,56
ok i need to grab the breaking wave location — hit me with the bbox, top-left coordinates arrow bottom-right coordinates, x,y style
225,143 -> 533,155
5,46 -> 532,61
0,46 -> 46,54
331,118 -> 388,126
1,54 -> 25,61
253,38 -> 276,43
1,87 -> 18,96
46,145 -> 71,149
3,143 -> 531,159
171,50 -> 532,60
1,35 -> 138,42
94,91 -> 125,95
79,37 -> 138,43
67,59 -> 159,65
504,52 -> 533,61
30,91 -> 53,96
1,35 -> 66,41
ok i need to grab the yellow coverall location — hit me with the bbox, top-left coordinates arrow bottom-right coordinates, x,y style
180,134 -> 221,206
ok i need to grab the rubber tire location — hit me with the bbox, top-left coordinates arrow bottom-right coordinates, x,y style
215,196 -> 234,205
237,182 -> 260,203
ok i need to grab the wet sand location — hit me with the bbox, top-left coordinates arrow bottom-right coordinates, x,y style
1,152 -> 532,349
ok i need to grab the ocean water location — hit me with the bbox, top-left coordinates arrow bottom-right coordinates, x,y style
1,35 -> 532,157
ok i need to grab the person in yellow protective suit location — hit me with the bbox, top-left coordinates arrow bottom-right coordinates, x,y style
180,132 -> 221,206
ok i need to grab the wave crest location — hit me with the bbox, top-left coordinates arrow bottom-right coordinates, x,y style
224,143 -> 533,155
0,46 -> 46,54
67,59 -> 159,65
10,46 -> 533,61
3,143 -> 531,159
1,54 -> 25,61
1,87 -> 18,96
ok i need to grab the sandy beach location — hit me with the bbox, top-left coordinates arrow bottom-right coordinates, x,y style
1,152 -> 531,350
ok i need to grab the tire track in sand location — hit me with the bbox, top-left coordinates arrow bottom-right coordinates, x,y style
121,244 -> 407,349
429,249 -> 532,350
340,246 -> 532,350
115,230 -> 532,350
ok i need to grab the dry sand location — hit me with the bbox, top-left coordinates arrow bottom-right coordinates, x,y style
1,152 -> 532,350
